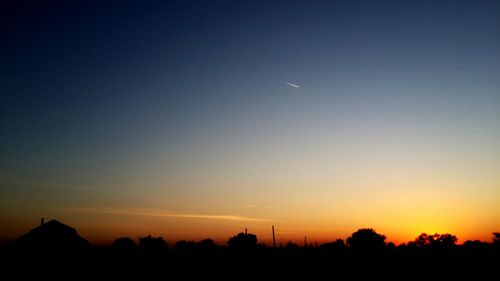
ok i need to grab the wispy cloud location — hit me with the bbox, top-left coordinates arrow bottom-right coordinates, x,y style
161,213 -> 269,222
230,204 -> 277,210
231,204 -> 257,209
62,207 -> 271,222
286,82 -> 300,88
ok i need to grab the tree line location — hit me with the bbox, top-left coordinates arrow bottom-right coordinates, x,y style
108,228 -> 500,258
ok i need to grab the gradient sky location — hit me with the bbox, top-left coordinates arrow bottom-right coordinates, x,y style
1,0 -> 500,245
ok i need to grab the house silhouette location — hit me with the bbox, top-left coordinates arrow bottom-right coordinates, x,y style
10,219 -> 89,256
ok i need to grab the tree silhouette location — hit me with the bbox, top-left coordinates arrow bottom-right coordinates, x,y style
112,237 -> 137,257
493,232 -> 500,244
227,232 -> 257,252
197,238 -> 217,252
347,228 -> 386,253
412,233 -> 432,247
408,233 -> 458,256
493,232 -> 500,253
175,240 -> 197,251
175,239 -> 217,256
435,233 -> 457,247
410,233 -> 457,249
463,240 -> 489,256
139,235 -> 168,257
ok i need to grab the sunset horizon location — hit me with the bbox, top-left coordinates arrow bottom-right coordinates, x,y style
2,198 -> 498,246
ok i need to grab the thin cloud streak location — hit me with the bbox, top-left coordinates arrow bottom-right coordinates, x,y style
62,207 -> 271,222
286,82 -> 300,88
164,213 -> 269,222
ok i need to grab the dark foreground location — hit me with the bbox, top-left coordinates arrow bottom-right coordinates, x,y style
2,246 -> 499,280
2,221 -> 499,279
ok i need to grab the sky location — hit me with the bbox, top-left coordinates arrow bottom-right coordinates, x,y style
1,0 -> 500,245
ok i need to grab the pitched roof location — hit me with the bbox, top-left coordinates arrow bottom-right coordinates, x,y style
12,219 -> 89,253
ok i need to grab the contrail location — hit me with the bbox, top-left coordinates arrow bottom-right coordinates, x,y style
286,82 -> 300,88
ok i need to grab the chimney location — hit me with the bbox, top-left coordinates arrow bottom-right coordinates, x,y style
41,217 -> 45,226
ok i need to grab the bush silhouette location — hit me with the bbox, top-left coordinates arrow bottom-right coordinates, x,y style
285,241 -> 299,249
320,239 -> 346,252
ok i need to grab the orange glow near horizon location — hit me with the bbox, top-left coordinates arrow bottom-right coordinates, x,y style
2,200 -> 497,246
2,170 -> 499,246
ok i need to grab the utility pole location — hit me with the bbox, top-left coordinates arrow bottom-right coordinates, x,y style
245,228 -> 247,235
272,225 -> 276,248
304,236 -> 307,248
